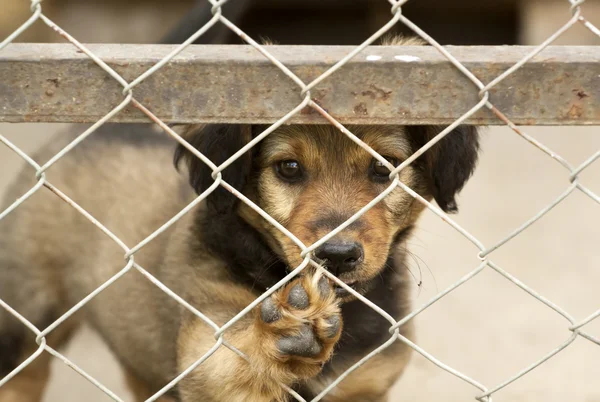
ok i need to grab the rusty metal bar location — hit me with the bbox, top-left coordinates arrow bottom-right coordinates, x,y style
0,44 -> 599,125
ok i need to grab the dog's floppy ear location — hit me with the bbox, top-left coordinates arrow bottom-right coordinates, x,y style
174,124 -> 253,213
406,125 -> 480,213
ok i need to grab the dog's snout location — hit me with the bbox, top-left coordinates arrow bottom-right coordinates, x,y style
315,242 -> 363,275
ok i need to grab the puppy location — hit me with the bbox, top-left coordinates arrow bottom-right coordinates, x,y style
0,35 -> 479,402
0,118 -> 478,402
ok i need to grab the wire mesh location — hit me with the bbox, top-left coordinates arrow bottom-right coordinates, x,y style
0,0 -> 599,401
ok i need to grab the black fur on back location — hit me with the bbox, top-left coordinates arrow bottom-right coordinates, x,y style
0,327 -> 24,378
0,310 -> 56,378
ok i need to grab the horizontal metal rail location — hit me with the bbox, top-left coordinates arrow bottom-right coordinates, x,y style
1,44 -> 598,125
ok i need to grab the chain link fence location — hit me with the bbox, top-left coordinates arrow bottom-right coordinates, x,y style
0,0 -> 599,401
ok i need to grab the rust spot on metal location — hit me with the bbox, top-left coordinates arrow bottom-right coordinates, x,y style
47,78 -> 59,87
302,98 -> 326,115
301,105 -> 317,115
47,22 -> 72,43
568,104 -> 583,119
361,84 -> 392,101
354,102 -> 368,115
397,107 -> 409,116
314,89 -> 328,100
311,101 -> 345,130
132,98 -> 169,128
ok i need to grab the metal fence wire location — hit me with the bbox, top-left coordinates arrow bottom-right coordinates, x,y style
1,0 -> 599,401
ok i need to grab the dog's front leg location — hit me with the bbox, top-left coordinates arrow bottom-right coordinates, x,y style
177,271 -> 342,402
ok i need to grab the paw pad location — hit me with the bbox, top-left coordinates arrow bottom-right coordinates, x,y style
278,324 -> 322,357
324,315 -> 341,339
288,284 -> 309,309
260,297 -> 281,323
258,274 -> 342,361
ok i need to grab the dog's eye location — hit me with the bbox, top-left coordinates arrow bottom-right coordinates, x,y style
370,157 -> 399,181
276,160 -> 304,182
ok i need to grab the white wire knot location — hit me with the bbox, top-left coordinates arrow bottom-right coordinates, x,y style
210,171 -> 224,181
391,0 -> 408,14
30,0 -> 42,12
210,0 -> 228,16
570,0 -> 586,13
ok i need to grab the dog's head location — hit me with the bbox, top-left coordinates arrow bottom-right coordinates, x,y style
175,124 -> 478,298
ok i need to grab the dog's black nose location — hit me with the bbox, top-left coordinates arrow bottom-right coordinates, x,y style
315,242 -> 363,275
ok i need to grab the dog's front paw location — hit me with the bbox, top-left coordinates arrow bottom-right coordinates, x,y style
256,272 -> 342,378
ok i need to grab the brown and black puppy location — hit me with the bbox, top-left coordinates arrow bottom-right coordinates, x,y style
0,115 -> 478,402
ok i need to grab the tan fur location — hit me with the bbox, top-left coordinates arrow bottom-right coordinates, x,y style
380,34 -> 427,46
